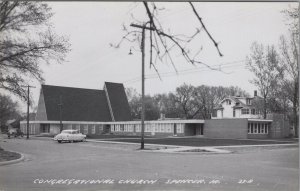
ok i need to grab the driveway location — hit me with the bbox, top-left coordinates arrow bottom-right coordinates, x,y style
0,138 -> 298,191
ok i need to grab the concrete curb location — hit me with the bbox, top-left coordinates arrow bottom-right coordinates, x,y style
87,139 -> 179,148
142,146 -> 232,154
86,140 -> 231,154
0,152 -> 24,166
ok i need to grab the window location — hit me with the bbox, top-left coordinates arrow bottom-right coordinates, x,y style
254,124 -> 258,133
177,125 -> 181,133
251,109 -> 256,115
233,109 -> 236,117
248,123 -> 269,134
167,124 -> 171,132
99,125 -> 103,132
91,125 -> 96,134
161,125 -> 165,132
261,124 -> 265,133
242,109 -> 249,115
136,124 -> 140,132
76,124 -> 80,132
246,98 -> 251,105
84,125 -> 88,134
225,99 -> 231,105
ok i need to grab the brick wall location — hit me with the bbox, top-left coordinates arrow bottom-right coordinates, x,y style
204,119 -> 248,139
267,114 -> 290,138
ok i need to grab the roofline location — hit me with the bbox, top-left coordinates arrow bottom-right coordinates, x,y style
248,119 -> 273,122
41,84 -> 104,91
20,119 -> 205,124
104,83 -> 115,121
219,97 -> 236,104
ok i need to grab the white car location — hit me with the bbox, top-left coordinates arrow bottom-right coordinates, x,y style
54,130 -> 86,143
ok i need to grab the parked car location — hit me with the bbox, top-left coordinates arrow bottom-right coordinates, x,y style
54,130 -> 86,143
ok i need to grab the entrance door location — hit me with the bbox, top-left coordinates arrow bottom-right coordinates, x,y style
40,124 -> 50,133
200,124 -> 204,135
103,125 -> 111,134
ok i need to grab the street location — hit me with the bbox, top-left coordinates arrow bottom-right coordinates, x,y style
0,138 -> 298,191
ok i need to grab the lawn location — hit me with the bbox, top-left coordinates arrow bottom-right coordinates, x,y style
0,147 -> 21,162
97,137 -> 298,147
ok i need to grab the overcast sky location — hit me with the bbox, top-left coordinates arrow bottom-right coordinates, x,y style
17,1 -> 297,112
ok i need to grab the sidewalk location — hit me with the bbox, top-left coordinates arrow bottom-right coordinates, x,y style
86,139 -> 298,154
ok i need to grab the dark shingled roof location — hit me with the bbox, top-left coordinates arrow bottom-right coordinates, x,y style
42,85 -> 112,121
104,82 -> 131,121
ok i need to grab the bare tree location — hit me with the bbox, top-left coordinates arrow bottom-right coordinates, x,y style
246,42 -> 282,119
0,1 -> 70,100
173,84 -> 200,119
112,2 -> 223,74
275,6 -> 299,136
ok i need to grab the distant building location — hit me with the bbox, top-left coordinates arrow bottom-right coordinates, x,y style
212,90 -> 263,119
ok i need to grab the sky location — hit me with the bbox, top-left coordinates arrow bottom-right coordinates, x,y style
13,1 -> 298,112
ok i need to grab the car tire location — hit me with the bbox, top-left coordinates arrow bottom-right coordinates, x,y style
58,140 -> 62,143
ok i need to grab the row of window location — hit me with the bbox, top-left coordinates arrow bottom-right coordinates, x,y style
111,123 -> 184,133
21,124 -> 37,134
241,109 -> 257,115
70,124 -> 104,134
248,123 -> 269,134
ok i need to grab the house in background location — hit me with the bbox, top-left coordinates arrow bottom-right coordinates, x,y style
212,90 -> 263,119
209,90 -> 290,139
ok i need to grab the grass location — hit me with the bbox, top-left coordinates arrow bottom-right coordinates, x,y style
0,147 -> 21,162
98,137 -> 298,147
86,134 -> 151,139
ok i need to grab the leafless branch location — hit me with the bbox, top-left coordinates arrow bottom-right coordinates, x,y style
189,2 -> 223,57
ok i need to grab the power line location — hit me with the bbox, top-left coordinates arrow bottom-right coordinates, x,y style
123,59 -> 247,84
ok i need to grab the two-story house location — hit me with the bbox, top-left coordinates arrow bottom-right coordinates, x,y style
212,91 -> 263,119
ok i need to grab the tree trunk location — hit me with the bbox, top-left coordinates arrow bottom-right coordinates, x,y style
293,81 -> 298,137
263,95 -> 267,119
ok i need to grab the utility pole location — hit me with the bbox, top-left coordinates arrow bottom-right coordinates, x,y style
58,95 -> 63,132
130,22 -> 155,149
21,85 -> 35,139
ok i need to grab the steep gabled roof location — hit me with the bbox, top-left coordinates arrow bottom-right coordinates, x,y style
42,85 -> 112,122
104,82 -> 131,121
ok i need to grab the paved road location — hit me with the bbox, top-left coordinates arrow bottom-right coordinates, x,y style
0,138 -> 298,191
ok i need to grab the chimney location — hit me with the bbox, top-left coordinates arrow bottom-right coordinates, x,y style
160,113 -> 165,120
254,90 -> 257,97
